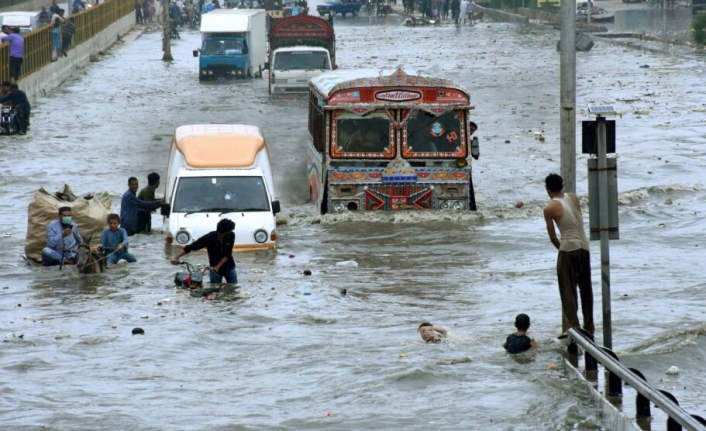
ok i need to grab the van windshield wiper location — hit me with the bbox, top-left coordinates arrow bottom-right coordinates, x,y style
184,207 -> 236,217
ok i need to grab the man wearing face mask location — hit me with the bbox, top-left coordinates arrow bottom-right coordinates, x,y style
41,206 -> 84,266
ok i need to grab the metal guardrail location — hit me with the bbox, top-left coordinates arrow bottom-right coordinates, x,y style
567,328 -> 706,431
0,0 -> 133,83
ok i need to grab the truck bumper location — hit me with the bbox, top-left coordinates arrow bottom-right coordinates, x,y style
199,66 -> 248,80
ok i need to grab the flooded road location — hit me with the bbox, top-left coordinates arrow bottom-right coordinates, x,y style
1,9 -> 705,429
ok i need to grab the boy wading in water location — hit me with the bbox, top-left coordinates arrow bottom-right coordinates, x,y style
503,313 -> 537,354
543,173 -> 595,339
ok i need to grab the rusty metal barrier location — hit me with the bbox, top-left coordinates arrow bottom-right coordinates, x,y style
0,0 -> 133,83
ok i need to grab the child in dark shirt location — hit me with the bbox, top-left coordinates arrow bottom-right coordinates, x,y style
503,313 -> 538,354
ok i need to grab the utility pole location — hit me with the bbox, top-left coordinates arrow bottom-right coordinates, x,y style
586,105 -> 619,350
162,0 -> 174,61
560,0 -> 577,193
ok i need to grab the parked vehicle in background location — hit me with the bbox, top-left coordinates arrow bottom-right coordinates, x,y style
193,9 -> 267,80
267,14 -> 335,95
0,12 -> 39,34
316,0 -> 360,17
162,124 -> 280,251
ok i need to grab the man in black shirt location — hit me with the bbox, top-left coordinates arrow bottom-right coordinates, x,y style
0,83 -> 30,134
170,219 -> 237,283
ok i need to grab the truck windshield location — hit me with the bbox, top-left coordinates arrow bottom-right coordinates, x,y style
173,177 -> 270,213
201,39 -> 244,55
273,50 -> 331,71
405,110 -> 464,154
334,111 -> 391,155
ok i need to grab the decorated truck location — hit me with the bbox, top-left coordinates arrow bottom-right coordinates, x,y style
267,14 -> 336,95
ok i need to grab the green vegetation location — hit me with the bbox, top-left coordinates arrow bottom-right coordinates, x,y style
693,12 -> 706,45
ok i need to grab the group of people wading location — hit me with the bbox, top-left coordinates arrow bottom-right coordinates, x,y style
41,175 -> 238,284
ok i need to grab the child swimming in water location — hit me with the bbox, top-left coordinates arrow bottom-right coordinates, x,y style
418,322 -> 447,343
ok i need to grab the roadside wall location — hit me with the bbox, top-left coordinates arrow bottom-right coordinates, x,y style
477,5 -> 530,24
20,11 -> 135,104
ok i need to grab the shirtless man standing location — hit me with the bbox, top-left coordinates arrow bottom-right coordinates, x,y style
543,173 -> 595,339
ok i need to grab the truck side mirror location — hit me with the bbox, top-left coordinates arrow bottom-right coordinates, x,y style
264,61 -> 270,70
271,200 -> 281,215
471,136 -> 480,160
193,50 -> 199,57
161,203 -> 171,216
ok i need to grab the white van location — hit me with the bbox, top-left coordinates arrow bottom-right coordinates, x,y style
0,12 -> 39,34
162,124 -> 280,251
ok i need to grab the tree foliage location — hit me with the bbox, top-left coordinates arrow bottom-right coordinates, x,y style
693,12 -> 706,46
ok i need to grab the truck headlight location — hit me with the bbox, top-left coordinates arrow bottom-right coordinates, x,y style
440,201 -> 450,209
175,231 -> 191,244
254,229 -> 268,243
333,201 -> 345,213
453,201 -> 465,210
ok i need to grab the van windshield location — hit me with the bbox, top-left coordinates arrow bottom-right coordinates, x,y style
273,50 -> 331,71
173,177 -> 270,213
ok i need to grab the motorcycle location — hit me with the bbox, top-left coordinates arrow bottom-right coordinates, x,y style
0,106 -> 16,135
173,261 -> 220,297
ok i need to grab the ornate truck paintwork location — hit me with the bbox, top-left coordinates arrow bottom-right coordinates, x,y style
307,67 -> 479,214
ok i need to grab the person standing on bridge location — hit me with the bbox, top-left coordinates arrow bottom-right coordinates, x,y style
543,173 -> 595,339
50,9 -> 65,62
50,0 -> 61,15
62,17 -> 76,57
1,27 -> 24,84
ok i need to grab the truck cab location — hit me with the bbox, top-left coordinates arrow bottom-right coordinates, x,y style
162,124 -> 280,251
267,15 -> 336,95
193,9 -> 267,80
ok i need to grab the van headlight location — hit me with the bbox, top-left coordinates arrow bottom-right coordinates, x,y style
175,231 -> 191,244
254,229 -> 268,243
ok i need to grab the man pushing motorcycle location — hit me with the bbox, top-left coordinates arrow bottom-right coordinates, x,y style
0,83 -> 31,135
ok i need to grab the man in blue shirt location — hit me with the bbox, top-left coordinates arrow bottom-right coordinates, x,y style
94,214 -> 137,265
42,206 -> 84,266
120,176 -> 162,236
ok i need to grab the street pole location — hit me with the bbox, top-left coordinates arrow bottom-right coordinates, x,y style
661,0 -> 667,40
162,0 -> 174,61
596,115 -> 612,349
560,0 -> 577,193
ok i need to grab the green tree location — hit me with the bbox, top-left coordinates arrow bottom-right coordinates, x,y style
693,12 -> 706,45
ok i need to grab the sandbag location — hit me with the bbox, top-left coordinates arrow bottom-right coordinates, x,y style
25,185 -> 113,263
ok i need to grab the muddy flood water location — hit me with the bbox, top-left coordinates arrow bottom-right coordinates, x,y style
1,7 -> 705,430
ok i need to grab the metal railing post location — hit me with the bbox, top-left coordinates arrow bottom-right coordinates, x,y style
567,328 -> 706,431
628,368 -> 651,419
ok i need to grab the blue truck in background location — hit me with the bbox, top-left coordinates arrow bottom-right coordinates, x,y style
193,9 -> 267,80
316,0 -> 361,17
